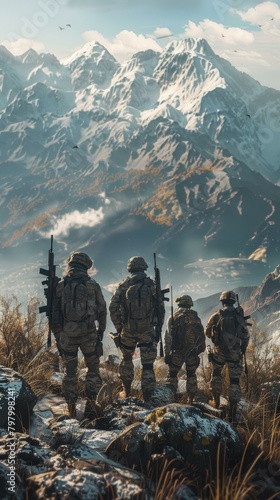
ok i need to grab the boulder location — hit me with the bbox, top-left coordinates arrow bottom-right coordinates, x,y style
0,433 -> 56,479
105,403 -> 243,474
101,384 -> 177,430
0,461 -> 25,500
27,462 -> 150,499
0,365 -> 37,433
102,397 -> 151,430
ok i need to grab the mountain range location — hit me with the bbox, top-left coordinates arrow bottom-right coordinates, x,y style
0,37 -> 280,333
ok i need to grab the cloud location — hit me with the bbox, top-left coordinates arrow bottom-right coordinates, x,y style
234,1 -> 280,26
0,37 -> 45,55
184,19 -> 254,46
83,29 -> 162,62
153,27 -> 173,39
221,48 -> 270,67
182,17 -> 280,88
44,207 -> 104,237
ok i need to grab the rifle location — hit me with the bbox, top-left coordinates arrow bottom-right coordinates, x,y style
236,294 -> 250,391
236,294 -> 252,328
153,253 -> 169,357
39,235 -> 59,348
164,286 -> 175,365
243,353 -> 249,392
169,285 -> 176,350
170,285 -> 174,333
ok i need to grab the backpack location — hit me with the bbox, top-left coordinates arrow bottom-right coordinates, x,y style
217,309 -> 242,349
123,277 -> 154,333
57,275 -> 98,336
173,309 -> 205,355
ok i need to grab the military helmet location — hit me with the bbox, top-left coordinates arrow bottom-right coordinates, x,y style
68,251 -> 93,270
219,290 -> 236,303
127,256 -> 148,272
175,295 -> 193,307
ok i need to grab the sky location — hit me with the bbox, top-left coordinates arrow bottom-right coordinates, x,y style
0,0 -> 280,90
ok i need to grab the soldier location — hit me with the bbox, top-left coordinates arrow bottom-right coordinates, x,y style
205,290 -> 250,422
52,251 -> 107,421
164,295 -> 205,403
109,256 -> 164,402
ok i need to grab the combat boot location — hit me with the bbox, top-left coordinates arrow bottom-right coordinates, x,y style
208,394 -> 220,409
119,383 -> 131,399
67,398 -> 77,419
83,399 -> 100,421
187,394 -> 194,404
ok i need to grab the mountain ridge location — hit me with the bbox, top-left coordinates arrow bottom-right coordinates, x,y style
0,36 -> 280,315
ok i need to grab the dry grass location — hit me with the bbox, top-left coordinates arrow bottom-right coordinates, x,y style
0,294 -> 54,396
201,401 -> 280,499
147,457 -> 196,500
198,321 -> 280,499
202,438 -> 261,500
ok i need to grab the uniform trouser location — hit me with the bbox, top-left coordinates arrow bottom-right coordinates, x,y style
119,330 -> 157,396
210,349 -> 243,404
168,351 -> 200,398
59,331 -> 102,402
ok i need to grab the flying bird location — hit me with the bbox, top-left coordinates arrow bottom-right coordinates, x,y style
156,33 -> 173,39
72,145 -> 79,149
246,114 -> 251,118
270,17 -> 274,21
221,34 -> 225,38
59,24 -> 71,30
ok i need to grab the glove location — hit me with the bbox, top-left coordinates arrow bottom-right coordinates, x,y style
97,330 -> 104,341
165,354 -> 171,365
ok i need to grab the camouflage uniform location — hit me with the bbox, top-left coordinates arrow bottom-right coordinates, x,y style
53,252 -> 107,418
164,295 -> 205,403
205,290 -> 249,420
109,256 -> 164,401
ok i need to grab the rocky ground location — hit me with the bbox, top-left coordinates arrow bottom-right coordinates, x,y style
0,364 -> 279,499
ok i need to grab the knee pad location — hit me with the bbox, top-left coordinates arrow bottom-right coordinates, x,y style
83,351 -> 96,358
120,340 -> 135,351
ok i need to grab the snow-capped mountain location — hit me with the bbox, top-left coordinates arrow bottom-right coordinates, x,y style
0,37 -> 280,304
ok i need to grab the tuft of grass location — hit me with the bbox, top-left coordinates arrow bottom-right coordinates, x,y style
147,457 -> 196,500
0,295 -> 54,396
50,422 -> 86,450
